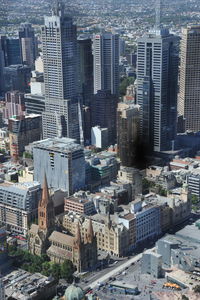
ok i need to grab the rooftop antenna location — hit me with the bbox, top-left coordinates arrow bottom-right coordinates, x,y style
155,0 -> 161,31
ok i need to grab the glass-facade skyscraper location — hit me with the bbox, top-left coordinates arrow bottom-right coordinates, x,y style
137,28 -> 179,152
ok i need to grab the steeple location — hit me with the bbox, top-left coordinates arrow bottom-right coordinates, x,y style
38,174 -> 55,231
74,222 -> 81,247
40,173 -> 50,206
87,218 -> 94,243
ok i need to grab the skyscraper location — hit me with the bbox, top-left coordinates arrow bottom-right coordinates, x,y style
117,102 -> 140,167
137,29 -> 179,152
78,35 -> 93,106
92,90 -> 118,144
178,25 -> 200,132
0,36 -> 22,66
93,32 -> 119,95
19,23 -> 37,67
42,1 -> 80,141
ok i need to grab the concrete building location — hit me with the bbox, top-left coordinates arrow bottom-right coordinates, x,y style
25,70 -> 45,115
187,172 -> 200,200
86,151 -> 119,188
4,269 -> 56,300
141,249 -> 163,278
118,213 -> 136,251
93,32 -> 119,95
19,23 -> 37,68
178,25 -> 200,132
91,126 -> 108,149
0,181 -> 41,235
33,137 -> 85,193
35,55 -> 44,73
42,2 -> 80,141
9,114 -> 42,159
92,89 -> 118,144
117,166 -> 142,201
137,29 -> 179,152
117,102 -> 140,167
132,201 -> 161,244
3,91 -> 25,121
64,193 -> 95,215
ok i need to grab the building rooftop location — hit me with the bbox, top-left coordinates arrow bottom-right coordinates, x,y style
9,113 -> 41,121
31,137 -> 83,153
0,180 -> 40,191
4,269 -> 56,299
49,231 -> 75,247
176,223 -> 200,244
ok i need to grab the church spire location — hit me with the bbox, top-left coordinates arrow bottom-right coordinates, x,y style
40,173 -> 50,206
87,218 -> 94,243
74,222 -> 81,247
38,174 -> 54,231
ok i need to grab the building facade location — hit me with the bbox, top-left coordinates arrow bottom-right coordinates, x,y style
33,137 -> 85,193
93,33 -> 119,95
117,102 -> 140,167
137,29 -> 179,152
92,89 -> 118,144
9,114 -> 42,159
42,1 -> 80,141
29,177 -> 97,272
178,25 -> 200,132
0,181 -> 41,235
4,91 -> 25,121
63,213 -> 129,257
19,23 -> 38,67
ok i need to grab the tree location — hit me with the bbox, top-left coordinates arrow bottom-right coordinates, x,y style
60,260 -> 75,282
191,194 -> 199,205
51,263 -> 61,281
193,285 -> 200,293
182,295 -> 189,300
119,76 -> 135,96
42,261 -> 51,277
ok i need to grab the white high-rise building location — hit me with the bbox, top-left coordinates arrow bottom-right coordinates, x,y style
42,1 -> 80,141
178,25 -> 200,132
93,33 -> 119,95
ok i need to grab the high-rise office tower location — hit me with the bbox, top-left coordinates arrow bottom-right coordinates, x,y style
93,33 -> 119,95
117,102 -> 140,167
78,35 -> 93,106
42,1 -> 80,141
19,23 -> 37,67
0,36 -> 22,66
137,28 -> 179,152
178,25 -> 200,132
0,38 -> 6,94
92,90 -> 118,144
